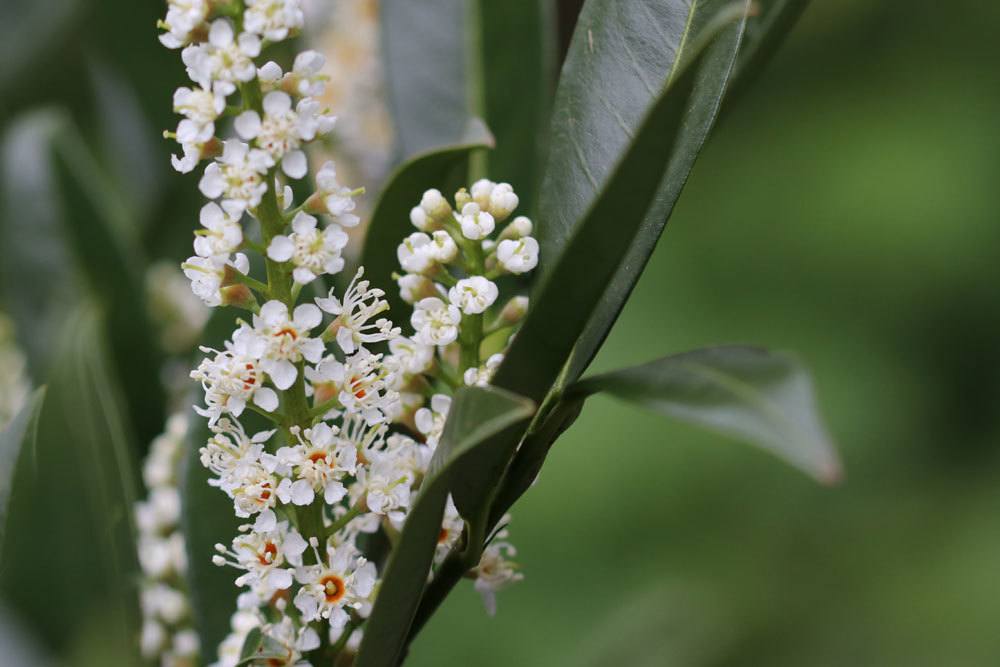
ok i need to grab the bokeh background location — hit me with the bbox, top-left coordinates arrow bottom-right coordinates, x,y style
2,1 -> 1000,665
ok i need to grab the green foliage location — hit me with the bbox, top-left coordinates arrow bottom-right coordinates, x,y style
0,387 -> 45,550
0,305 -> 140,659
356,386 -> 535,667
0,111 -> 164,444
571,346 -> 841,482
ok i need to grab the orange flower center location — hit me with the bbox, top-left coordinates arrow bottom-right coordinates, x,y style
320,574 -> 346,603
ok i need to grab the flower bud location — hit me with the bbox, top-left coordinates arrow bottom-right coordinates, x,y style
219,284 -> 257,310
499,215 -> 533,241
499,296 -> 529,325
454,187 -> 472,210
396,274 -> 438,303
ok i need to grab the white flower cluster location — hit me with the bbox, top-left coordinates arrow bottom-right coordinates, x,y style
159,3 -> 527,662
135,414 -> 200,665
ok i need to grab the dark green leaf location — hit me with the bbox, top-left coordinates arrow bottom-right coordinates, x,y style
380,0 -> 470,158
180,405 -> 242,654
0,304 -> 141,656
0,387 -> 45,551
475,0 -> 557,210
723,0 -> 812,110
570,346 -> 841,483
358,121 -> 494,319
356,386 -> 534,667
494,0 -> 752,403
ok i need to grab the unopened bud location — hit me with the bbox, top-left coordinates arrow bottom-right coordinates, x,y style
220,284 -> 256,310
313,381 -> 338,406
454,187 -> 472,210
500,215 -> 533,241
500,296 -> 529,325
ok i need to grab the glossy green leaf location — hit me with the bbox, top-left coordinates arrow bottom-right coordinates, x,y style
0,387 -> 45,551
570,346 -> 841,483
356,386 -> 534,667
723,0 -> 812,109
380,0 -> 470,158
475,0 -> 557,210
0,304 -> 140,656
494,0 -> 752,404
358,121 -> 494,318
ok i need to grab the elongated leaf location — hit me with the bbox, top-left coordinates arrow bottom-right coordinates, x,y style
0,387 -> 45,551
379,0 -> 470,158
476,0 -> 557,210
570,346 -> 841,482
0,304 -> 140,656
356,386 -> 534,667
0,110 -> 164,445
723,0 -> 811,109
494,0 -> 752,403
359,121 -> 494,318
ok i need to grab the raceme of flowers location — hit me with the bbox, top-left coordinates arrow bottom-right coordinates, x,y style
155,1 -> 532,663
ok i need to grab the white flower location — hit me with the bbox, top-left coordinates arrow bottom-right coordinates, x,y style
199,140 -> 273,215
473,527 -> 523,616
182,20 -> 261,95
277,423 -> 356,504
428,230 -> 458,263
267,212 -> 348,284
159,0 -> 210,49
457,202 -> 495,240
396,273 -> 436,305
500,215 -> 533,240
182,252 -> 249,307
200,419 -> 274,488
435,497 -> 464,563
496,236 -> 539,274
471,179 -> 519,221
448,276 -> 498,315
293,542 -> 374,628
235,91 -> 335,178
194,202 -> 243,258
258,50 -> 328,97
308,350 -> 399,425
463,353 -> 504,387
256,615 -> 319,666
244,0 -> 305,41
311,161 -> 360,226
250,301 -> 325,389
415,394 -> 451,448
386,336 -> 434,377
396,232 -> 435,274
214,518 -> 307,593
173,85 -> 225,145
411,297 -> 460,347
409,188 -> 451,231
315,268 -> 399,354
190,333 -> 279,425
357,456 -> 412,523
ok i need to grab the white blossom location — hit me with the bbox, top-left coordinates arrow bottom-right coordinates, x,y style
448,276 -> 498,315
182,20 -> 261,95
194,202 -> 243,259
293,542 -> 374,629
214,517 -> 308,593
173,85 -> 225,145
267,212 -> 348,284
235,91 -> 335,178
311,161 -> 360,226
411,297 -> 460,347
244,0 -> 305,41
315,268 -> 399,354
190,331 -> 279,425
182,252 -> 250,307
199,140 -> 273,215
463,353 -> 504,387
496,236 -> 539,274
415,394 -> 451,449
409,188 -> 451,231
396,232 -> 436,274
159,0 -> 210,50
457,202 -> 495,240
249,301 -> 325,390
470,179 -> 519,221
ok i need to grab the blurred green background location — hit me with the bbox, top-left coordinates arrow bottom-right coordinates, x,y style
3,1 -> 1000,665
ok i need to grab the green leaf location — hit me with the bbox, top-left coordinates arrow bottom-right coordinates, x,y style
570,346 -> 841,483
179,407 -> 243,655
0,304 -> 141,656
474,0 -> 557,209
723,0 -> 812,110
358,121 -> 494,319
494,0 -> 752,404
0,110 -> 164,444
356,386 -> 534,667
380,0 -> 471,158
0,387 -> 45,551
